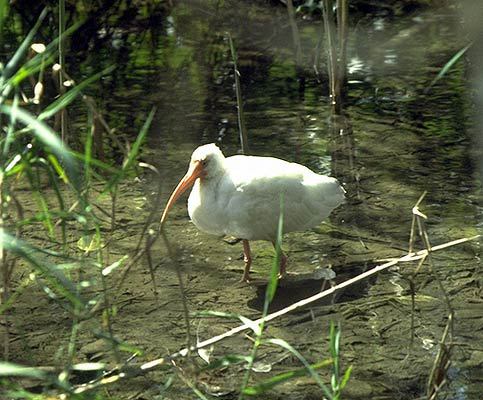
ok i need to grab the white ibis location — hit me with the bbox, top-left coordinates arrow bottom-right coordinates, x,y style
161,143 -> 345,282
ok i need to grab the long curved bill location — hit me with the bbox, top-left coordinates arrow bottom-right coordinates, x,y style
161,160 -> 204,225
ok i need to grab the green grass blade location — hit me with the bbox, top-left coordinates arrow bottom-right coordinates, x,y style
106,107 -> 156,191
47,154 -> 68,184
243,359 -> 332,396
0,0 -> 9,44
0,275 -> 33,315
329,321 -> 339,392
265,195 -> 284,305
6,54 -> 55,93
15,210 -> 81,232
266,338 -> 334,400
0,231 -> 85,309
0,362 -> 47,379
102,255 -> 129,276
239,198 -> 284,399
1,104 -> 64,157
1,222 -> 79,258
17,20 -> 83,76
2,8 -> 47,80
23,162 -> 55,238
2,92 -> 18,158
2,20 -> 83,97
228,33 -> 248,155
339,365 -> 353,390
43,157 -> 68,246
428,43 -> 472,89
83,110 -> 94,194
193,310 -> 242,320
0,104 -> 80,189
35,192 -> 55,237
70,150 -> 118,174
38,65 -> 116,121
122,107 -> 156,171
202,354 -> 252,371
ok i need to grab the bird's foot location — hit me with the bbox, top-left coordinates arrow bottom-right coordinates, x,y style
223,236 -> 242,245
239,273 -> 251,283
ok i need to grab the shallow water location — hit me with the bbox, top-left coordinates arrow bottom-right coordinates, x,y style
8,1 -> 482,399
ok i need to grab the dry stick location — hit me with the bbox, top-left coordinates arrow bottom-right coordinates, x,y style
419,215 -> 454,314
172,359 -> 210,400
73,233 -> 480,394
144,244 -> 158,300
417,216 -> 454,316
1,191 -> 24,358
85,215 -> 155,318
405,193 -> 455,399
409,254 -> 427,348
313,22 -> 324,77
415,213 -> 455,399
286,0 -> 303,68
82,95 -> 125,155
409,191 -> 427,254
114,244 -> 151,298
115,174 -> 163,296
407,191 -> 428,348
159,229 -> 194,363
336,0 -> 348,87
137,164 -> 164,300
7,191 -> 23,285
427,313 -> 453,400
58,0 -> 68,145
228,34 -> 248,155
99,258 -> 122,365
59,66 -> 126,156
322,0 -> 340,113
133,164 -> 163,255
0,172 -> 8,360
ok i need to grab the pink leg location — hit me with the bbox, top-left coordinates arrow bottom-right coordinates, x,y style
241,239 -> 252,282
280,252 -> 288,277
272,242 -> 287,278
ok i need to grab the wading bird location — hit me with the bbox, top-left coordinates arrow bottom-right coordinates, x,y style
161,143 -> 345,282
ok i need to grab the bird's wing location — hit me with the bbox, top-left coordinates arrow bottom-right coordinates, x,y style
221,156 -> 344,240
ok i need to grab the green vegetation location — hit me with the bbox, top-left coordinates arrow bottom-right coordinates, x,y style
0,4 -> 153,398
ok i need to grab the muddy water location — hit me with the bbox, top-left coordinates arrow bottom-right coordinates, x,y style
9,1 -> 482,399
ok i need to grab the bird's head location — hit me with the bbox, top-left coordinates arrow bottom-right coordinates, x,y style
190,143 -> 226,180
161,143 -> 226,225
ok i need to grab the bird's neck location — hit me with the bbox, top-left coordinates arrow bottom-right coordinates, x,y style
199,173 -> 222,193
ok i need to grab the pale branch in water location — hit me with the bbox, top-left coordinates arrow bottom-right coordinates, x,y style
72,232 -> 480,394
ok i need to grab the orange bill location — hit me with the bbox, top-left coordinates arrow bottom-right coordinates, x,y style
160,160 -> 204,225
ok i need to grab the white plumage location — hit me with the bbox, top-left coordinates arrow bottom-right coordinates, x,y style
161,143 -> 345,281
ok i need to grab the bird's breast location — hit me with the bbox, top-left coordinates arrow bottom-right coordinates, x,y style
187,178 -> 230,236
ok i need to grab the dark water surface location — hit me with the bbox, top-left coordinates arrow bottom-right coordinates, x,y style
11,1 -> 483,399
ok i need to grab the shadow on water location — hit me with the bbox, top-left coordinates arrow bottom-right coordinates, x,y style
247,261 -> 377,313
